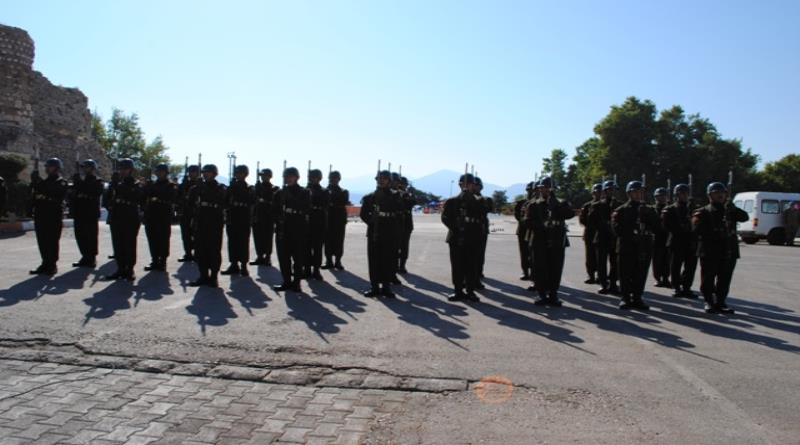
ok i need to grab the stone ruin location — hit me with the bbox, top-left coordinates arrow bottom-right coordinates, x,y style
0,23 -> 111,179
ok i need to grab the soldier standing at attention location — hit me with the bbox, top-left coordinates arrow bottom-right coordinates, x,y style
0,176 -> 6,218
527,177 -> 574,306
29,158 -> 68,275
612,181 -> 660,310
396,176 -> 415,274
103,158 -> 143,281
361,170 -> 403,298
441,173 -> 484,303
189,164 -> 226,288
579,183 -> 602,284
273,167 -> 311,292
221,165 -> 255,277
783,202 -> 799,246
474,177 -> 493,288
322,170 -> 349,270
251,168 -> 279,266
177,165 -> 201,263
590,180 -> 621,295
70,159 -> 104,268
142,164 -> 177,272
651,187 -> 671,287
305,169 -> 329,280
514,182 -> 534,280
692,182 -> 749,314
662,184 -> 699,299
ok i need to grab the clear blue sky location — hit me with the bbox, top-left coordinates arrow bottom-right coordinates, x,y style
4,0 -> 799,185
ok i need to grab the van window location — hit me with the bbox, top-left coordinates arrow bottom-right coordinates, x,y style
782,201 -> 795,211
743,200 -> 754,213
734,200 -> 742,208
761,199 -> 780,214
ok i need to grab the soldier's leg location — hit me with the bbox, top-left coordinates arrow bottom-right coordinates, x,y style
595,241 -> 608,289
699,256 -> 719,305
241,223 -> 251,265
584,238 -> 596,281
264,220 -> 275,262
275,236 -> 292,284
34,219 -> 47,267
162,219 -> 171,263
180,217 -> 193,258
531,242 -> 548,297
551,246 -> 567,299
682,249 -> 698,293
252,222 -> 264,260
209,224 -> 223,283
74,217 -> 85,259
716,257 -> 737,306
449,243 -> 464,293
88,217 -> 99,261
608,243 -> 619,289
478,232 -> 488,277
366,238 -> 379,290
617,246 -> 633,299
145,223 -> 157,264
669,246 -> 682,293
517,234 -> 529,276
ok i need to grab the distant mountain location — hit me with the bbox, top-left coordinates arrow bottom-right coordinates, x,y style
405,169 -> 527,200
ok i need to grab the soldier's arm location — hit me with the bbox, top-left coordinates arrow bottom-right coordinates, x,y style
558,200 -> 575,220
727,202 -> 749,222
359,196 -> 371,224
441,199 -> 455,230
52,179 -> 69,201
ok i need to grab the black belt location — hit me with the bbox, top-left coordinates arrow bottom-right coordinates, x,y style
200,201 -> 220,208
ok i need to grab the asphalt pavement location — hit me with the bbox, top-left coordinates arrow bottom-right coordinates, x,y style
0,214 -> 798,444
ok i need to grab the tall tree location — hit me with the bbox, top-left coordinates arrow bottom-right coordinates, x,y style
760,154 -> 800,192
491,190 -> 508,210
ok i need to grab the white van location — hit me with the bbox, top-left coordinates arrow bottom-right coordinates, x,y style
733,191 -> 800,245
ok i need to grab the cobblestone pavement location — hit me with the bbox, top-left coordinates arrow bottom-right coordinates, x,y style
0,359 -> 416,445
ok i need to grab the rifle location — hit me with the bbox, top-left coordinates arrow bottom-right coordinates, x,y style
688,173 -> 693,205
256,161 -> 261,185
74,150 -> 81,182
727,170 -> 734,198
667,178 -> 672,203
282,160 -> 287,187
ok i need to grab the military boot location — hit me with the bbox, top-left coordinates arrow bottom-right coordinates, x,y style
220,264 -> 240,275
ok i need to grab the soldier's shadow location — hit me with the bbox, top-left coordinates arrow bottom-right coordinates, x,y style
307,279 -> 366,321
82,280 -> 135,325
0,276 -> 52,308
40,267 -> 93,296
284,290 -> 347,343
401,272 -> 453,297
134,271 -> 174,306
89,261 -> 117,286
379,287 -> 470,350
171,262 -> 197,292
256,265 -> 283,288
185,287 -> 237,335
482,277 -> 533,299
329,270 -> 371,294
227,276 -> 271,316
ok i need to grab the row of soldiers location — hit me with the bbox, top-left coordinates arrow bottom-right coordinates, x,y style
513,178 -> 749,314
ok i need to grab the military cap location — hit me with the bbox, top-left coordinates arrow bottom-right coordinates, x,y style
201,164 -> 218,174
118,158 -> 135,169
625,180 -> 644,193
653,187 -> 668,197
525,181 -> 535,191
260,168 -> 273,176
308,168 -> 322,179
400,176 -> 409,185
475,177 -> 483,186
329,170 -> 341,179
376,170 -> 391,179
45,158 -> 63,169
673,183 -> 689,194
391,172 -> 401,181
283,167 -> 300,177
592,183 -> 602,192
155,163 -> 169,173
234,164 -> 249,174
81,159 -> 97,169
706,182 -> 727,194
187,165 -> 200,173
458,173 -> 475,184
538,176 -> 554,188
602,180 -> 617,190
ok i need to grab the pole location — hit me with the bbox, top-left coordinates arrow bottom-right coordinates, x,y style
688,173 -> 693,199
667,178 -> 672,202
399,165 -> 402,176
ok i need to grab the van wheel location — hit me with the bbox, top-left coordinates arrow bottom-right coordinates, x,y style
742,237 -> 758,245
767,229 -> 786,246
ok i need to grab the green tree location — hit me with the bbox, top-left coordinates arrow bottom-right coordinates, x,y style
542,148 -> 568,187
93,108 -> 173,177
491,190 -> 508,210
760,154 -> 800,192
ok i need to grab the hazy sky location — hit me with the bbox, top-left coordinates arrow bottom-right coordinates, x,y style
4,0 -> 799,185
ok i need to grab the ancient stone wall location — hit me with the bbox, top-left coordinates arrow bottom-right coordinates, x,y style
0,23 -> 110,179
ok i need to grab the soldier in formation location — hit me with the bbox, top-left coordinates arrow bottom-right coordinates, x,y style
103,158 -> 143,281
475,177 -> 493,288
251,168 -> 278,266
273,167 -> 310,292
612,181 -> 660,310
177,165 -> 201,263
360,170 -> 403,297
70,159 -> 104,268
589,180 -> 621,295
29,158 -> 68,275
651,187 -> 671,287
396,176 -> 415,274
441,173 -> 486,303
514,182 -> 535,280
143,163 -> 177,272
0,176 -> 6,217
306,169 -> 329,280
579,183 -> 602,284
322,170 -> 349,270
526,177 -> 574,306
692,182 -> 749,314
662,184 -> 699,299
189,164 -> 226,288
221,165 -> 255,276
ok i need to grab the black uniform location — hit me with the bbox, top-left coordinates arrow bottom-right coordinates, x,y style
361,187 -> 403,294
30,173 -> 68,273
252,181 -> 279,265
324,184 -> 349,266
143,178 -> 177,269
477,195 -> 493,280
589,197 -> 622,293
692,202 -> 749,309
612,200 -> 660,308
177,177 -> 201,260
514,198 -> 531,278
527,194 -> 574,304
0,177 -> 6,217
71,173 -> 104,265
441,191 -> 486,300
306,183 -> 329,275
662,200 -> 698,297
274,184 -> 311,288
191,178 -> 226,285
397,189 -> 415,272
102,174 -> 119,259
651,200 -> 670,286
224,179 -> 255,271
579,199 -> 598,282
107,176 -> 144,279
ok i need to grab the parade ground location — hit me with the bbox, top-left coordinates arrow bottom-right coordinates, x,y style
0,214 -> 798,444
